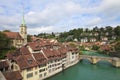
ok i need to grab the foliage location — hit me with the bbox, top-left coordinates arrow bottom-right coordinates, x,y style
0,47 -> 16,59
69,42 -> 77,48
108,41 -> 120,57
3,30 -> 11,32
79,46 -> 85,51
92,45 -> 100,50
114,26 -> 120,41
0,32 -> 11,49
114,41 -> 120,51
0,32 -> 15,59
27,35 -> 32,42
36,26 -> 120,43
37,32 -> 56,39
57,26 -> 120,42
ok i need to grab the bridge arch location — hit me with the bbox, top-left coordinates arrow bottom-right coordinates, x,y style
79,58 -> 93,64
79,55 -> 120,67
95,59 -> 113,66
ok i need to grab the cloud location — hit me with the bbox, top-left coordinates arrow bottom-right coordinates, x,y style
86,17 -> 102,27
0,0 -> 120,34
26,1 -> 82,26
28,26 -> 56,34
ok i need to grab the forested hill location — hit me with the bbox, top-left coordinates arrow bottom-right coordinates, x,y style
37,26 -> 120,42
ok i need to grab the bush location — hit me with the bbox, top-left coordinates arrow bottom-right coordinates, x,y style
92,45 -> 100,50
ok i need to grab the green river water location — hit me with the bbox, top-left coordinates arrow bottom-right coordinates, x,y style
45,51 -> 120,80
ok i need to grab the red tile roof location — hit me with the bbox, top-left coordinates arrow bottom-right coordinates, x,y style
3,71 -> 23,80
0,60 -> 9,69
15,54 -> 38,70
20,46 -> 31,55
33,53 -> 47,65
4,32 -> 23,40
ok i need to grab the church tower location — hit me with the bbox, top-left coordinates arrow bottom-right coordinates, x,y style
20,8 -> 27,45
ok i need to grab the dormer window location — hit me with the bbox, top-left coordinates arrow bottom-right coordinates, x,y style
28,59 -> 33,64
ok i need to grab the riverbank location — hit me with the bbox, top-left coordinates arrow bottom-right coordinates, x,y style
81,50 -> 109,57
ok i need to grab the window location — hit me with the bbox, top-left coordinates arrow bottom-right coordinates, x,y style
28,60 -> 33,64
27,73 -> 33,78
27,68 -> 32,72
39,68 -> 45,73
35,71 -> 38,75
72,56 -> 74,59
39,74 -> 42,78
39,64 -> 46,68
44,72 -> 47,77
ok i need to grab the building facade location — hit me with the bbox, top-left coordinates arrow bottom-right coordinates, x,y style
4,13 -> 27,48
0,38 -> 79,80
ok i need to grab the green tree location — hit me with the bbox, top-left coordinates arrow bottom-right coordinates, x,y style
3,30 -> 11,32
0,32 -> 11,59
27,35 -> 32,42
92,45 -> 100,50
0,32 -> 11,49
114,41 -> 120,51
114,26 -> 120,40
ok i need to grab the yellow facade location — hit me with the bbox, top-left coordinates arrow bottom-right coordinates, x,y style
21,67 -> 39,80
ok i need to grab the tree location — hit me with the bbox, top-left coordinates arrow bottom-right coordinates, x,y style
3,30 -> 11,32
105,26 -> 113,40
27,35 -> 32,42
0,32 -> 11,59
0,32 -> 11,49
114,41 -> 120,51
114,26 -> 120,40
92,45 -> 100,50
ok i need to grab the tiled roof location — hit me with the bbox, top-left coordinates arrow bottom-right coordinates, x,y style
15,54 -> 38,70
42,49 -> 63,60
0,60 -> 9,69
20,46 -> 31,55
4,32 -> 23,40
27,38 -> 60,51
3,71 -> 23,80
33,53 -> 47,65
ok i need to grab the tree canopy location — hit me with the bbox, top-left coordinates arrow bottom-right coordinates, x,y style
0,32 -> 11,49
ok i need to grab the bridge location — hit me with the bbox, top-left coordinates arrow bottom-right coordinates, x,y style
79,55 -> 120,67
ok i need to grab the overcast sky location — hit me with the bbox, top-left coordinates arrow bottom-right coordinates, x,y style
0,0 -> 120,34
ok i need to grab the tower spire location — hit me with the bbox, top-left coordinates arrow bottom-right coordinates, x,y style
20,3 -> 27,45
22,4 -> 26,26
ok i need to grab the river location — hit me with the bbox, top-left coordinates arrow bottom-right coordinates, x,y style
45,51 -> 120,80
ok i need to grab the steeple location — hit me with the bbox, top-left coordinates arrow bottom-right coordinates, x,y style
21,5 -> 26,26
20,4 -> 27,45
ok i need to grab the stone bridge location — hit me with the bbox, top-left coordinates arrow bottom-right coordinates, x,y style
79,55 -> 120,67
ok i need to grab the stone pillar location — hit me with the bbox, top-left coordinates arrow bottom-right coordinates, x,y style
91,57 -> 97,64
112,57 -> 120,67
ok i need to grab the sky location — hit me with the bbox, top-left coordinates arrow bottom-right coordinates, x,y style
0,0 -> 120,34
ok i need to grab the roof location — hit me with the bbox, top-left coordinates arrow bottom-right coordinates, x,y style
20,46 -> 31,55
33,53 -> 47,65
3,71 -> 22,80
15,54 -> 38,70
0,60 -> 9,69
27,38 -> 60,51
4,32 -> 23,40
42,49 -> 63,60
6,46 -> 38,70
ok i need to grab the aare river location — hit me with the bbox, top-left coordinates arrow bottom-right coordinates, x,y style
45,51 -> 120,80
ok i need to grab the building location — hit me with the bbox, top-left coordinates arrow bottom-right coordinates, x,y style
4,12 -> 27,48
1,38 -> 79,80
